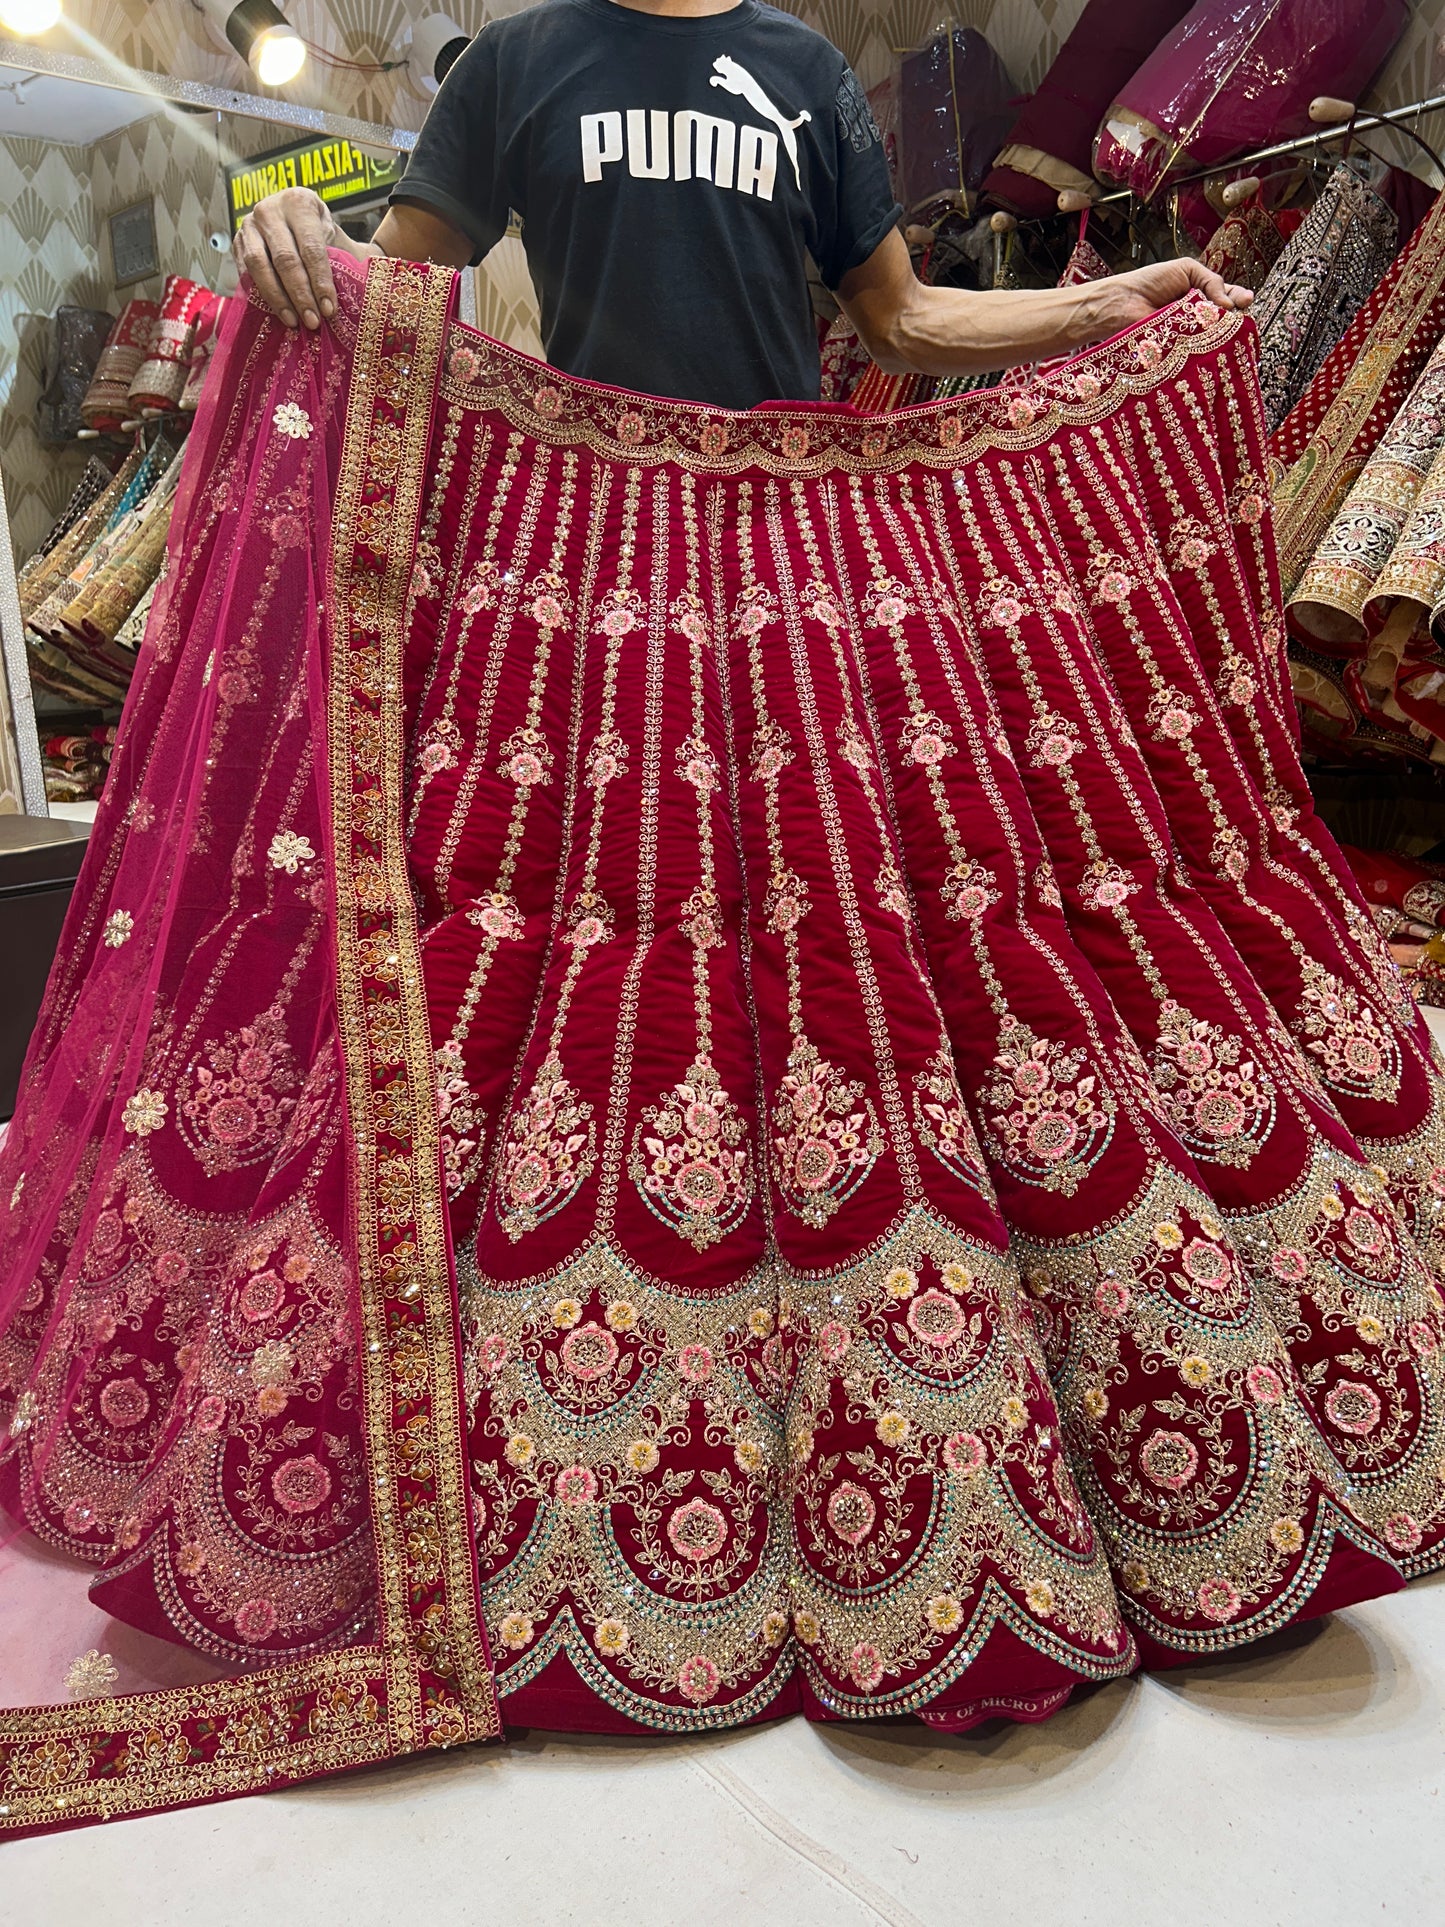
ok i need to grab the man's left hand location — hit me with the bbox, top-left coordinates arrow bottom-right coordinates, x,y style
1100,258 -> 1254,333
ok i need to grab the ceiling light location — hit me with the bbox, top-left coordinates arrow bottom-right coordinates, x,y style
405,12 -> 467,96
0,0 -> 63,35
195,1 -> 307,88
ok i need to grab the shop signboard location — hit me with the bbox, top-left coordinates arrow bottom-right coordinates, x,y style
224,136 -> 403,233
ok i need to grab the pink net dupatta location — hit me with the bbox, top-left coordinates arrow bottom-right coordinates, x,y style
0,253 -> 499,1836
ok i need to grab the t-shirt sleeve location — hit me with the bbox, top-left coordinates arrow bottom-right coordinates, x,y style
811,62 -> 903,289
388,27 -> 512,265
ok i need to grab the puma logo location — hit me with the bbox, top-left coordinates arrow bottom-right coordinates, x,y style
709,55 -> 810,192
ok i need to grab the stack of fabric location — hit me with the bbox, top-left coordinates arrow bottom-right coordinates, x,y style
39,724 -> 115,804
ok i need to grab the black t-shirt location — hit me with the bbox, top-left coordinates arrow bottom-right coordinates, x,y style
391,0 -> 900,406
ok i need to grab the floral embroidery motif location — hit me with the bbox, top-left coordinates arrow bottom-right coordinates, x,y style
271,401 -> 312,440
498,727 -> 553,789
595,586 -> 646,639
102,911 -> 133,948
763,869 -> 809,934
1086,553 -> 1135,606
670,589 -> 711,647
912,1043 -> 987,1191
1077,861 -> 1138,911
267,832 -> 315,874
750,723 -> 793,784
121,1088 -> 167,1137
497,1052 -> 596,1239
460,558 -> 503,615
525,568 -> 572,633
772,1037 -> 883,1228
177,1011 -> 302,1176
1152,1001 -> 1276,1168
584,730 -> 628,792
979,1022 -> 1115,1195
941,858 -> 998,922
435,1039 -> 485,1199
1145,687 -> 1200,743
899,711 -> 955,768
629,1057 -> 752,1249
63,1651 -> 119,1702
1025,710 -> 1083,769
466,893 -> 525,942
1296,963 -> 1402,1104
1167,519 -> 1217,573
1215,650 -> 1259,708
417,717 -> 462,777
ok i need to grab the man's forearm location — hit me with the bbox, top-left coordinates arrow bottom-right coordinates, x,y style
870,281 -> 1122,377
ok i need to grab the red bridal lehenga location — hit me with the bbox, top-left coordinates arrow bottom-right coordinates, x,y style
1,254 -> 1443,1835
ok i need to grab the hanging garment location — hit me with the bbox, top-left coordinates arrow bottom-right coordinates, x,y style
35,307 -> 114,446
1203,201 -> 1290,290
1251,164 -> 1399,437
1,256 -> 1443,1839
1273,191 -> 1445,590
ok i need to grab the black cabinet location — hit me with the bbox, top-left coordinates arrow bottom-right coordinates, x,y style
0,815 -> 90,1121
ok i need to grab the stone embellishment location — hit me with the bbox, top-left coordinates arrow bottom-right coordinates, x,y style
102,910 -> 134,948
64,1649 -> 120,1701
268,831 -> 316,874
122,1088 -> 168,1137
271,401 -> 313,440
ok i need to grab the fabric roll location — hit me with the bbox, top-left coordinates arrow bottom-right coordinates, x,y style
127,277 -> 213,414
179,293 -> 230,412
1251,164 -> 1399,437
982,0 -> 1191,217
80,300 -> 159,433
17,443 -> 146,622
0,258 -> 1442,1837
1288,335 -> 1445,650
1273,190 -> 1445,595
1093,0 -> 1408,206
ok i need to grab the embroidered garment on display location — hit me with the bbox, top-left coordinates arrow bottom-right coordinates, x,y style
1249,164 -> 1398,437
126,277 -> 213,417
1273,191 -> 1445,591
80,300 -> 159,435
2,255 -> 1445,1838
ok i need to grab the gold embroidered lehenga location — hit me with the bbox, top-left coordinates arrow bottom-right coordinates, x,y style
0,255 -> 1442,1836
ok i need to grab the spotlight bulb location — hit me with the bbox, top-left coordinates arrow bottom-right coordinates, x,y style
252,24 -> 306,86
0,0 -> 63,34
198,0 -> 308,88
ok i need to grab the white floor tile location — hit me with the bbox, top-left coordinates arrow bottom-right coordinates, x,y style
9,1575 -> 1444,1926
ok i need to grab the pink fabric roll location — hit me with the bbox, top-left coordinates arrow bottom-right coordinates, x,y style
1093,0 -> 1408,204
983,0 -> 1191,217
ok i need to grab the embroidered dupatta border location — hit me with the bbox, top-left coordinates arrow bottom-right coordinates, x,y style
0,257 -> 499,1840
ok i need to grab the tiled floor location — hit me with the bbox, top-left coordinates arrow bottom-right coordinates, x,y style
9,1571 -> 1445,1925
9,1027 -> 1445,1925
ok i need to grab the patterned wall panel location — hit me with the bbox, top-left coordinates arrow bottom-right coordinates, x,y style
0,135 -> 104,567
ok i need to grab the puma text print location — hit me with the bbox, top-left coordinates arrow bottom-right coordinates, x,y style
579,56 -> 811,202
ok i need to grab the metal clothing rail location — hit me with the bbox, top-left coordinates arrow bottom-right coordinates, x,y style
1089,91 -> 1445,208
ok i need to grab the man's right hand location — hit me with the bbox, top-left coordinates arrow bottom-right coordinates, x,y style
233,187 -> 346,330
